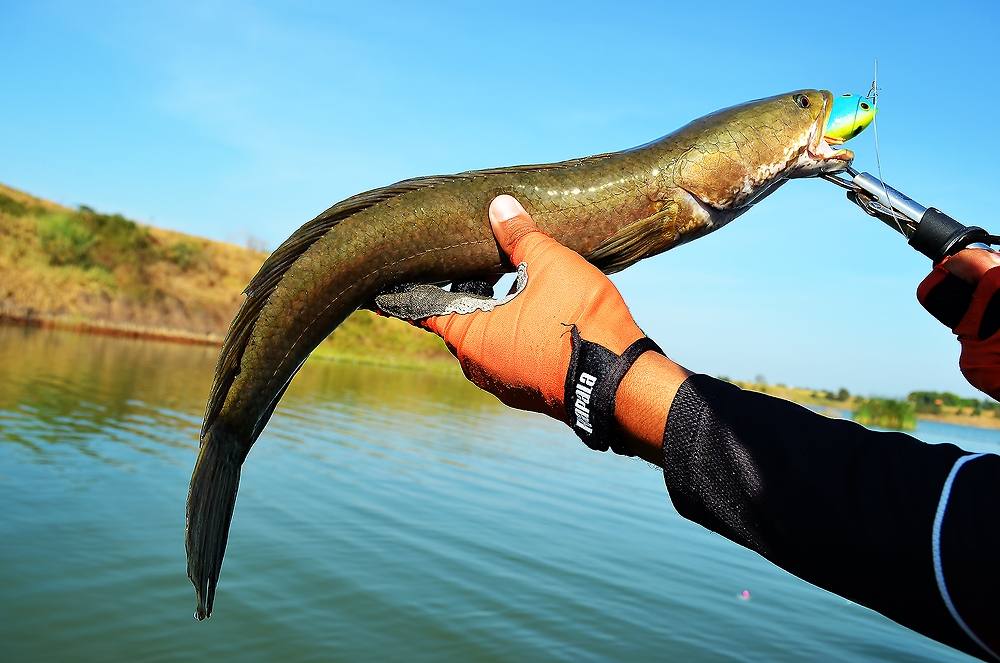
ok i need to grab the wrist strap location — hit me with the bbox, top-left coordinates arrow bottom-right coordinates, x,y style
563,325 -> 663,455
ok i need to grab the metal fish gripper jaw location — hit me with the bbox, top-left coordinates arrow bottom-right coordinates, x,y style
823,167 -> 1000,262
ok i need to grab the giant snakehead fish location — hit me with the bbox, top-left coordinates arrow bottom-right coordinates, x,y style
187,89 -> 855,619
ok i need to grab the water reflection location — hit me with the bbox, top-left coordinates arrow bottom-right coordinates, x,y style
0,325 -> 982,662
0,324 -> 506,466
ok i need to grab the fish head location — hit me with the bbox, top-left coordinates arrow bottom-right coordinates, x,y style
672,89 -> 853,214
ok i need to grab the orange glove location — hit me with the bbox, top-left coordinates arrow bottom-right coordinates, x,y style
917,248 -> 1000,400
376,195 -> 664,454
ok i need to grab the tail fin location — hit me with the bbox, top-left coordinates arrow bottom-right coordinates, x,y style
185,428 -> 243,621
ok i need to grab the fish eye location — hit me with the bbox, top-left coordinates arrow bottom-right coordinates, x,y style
794,94 -> 810,109
860,102 -> 871,110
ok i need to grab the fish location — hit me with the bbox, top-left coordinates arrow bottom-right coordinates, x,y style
187,89 -> 855,620
823,93 -> 876,144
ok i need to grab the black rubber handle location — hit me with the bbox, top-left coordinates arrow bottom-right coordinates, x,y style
908,208 -> 989,262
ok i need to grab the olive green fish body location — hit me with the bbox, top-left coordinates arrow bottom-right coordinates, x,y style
188,89 -> 854,619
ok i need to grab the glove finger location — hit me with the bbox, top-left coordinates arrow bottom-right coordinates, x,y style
940,248 -> 1000,283
917,265 -> 974,330
955,265 -> 1000,341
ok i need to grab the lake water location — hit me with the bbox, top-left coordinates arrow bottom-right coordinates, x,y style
1,325 -> 997,662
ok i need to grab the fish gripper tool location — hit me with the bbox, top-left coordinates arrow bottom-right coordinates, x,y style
823,167 -> 1000,262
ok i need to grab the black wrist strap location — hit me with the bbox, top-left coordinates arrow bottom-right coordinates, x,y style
563,325 -> 664,455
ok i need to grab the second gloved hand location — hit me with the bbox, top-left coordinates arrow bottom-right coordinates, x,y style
917,248 -> 1000,400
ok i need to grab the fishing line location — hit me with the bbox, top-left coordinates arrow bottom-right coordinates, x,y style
867,59 -> 905,236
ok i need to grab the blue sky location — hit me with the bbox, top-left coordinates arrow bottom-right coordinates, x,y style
3,1 -> 999,398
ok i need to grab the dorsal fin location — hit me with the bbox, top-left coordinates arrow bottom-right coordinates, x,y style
202,152 -> 619,437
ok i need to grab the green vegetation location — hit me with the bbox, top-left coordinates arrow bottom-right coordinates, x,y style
0,190 -> 44,218
36,206 -> 157,274
853,398 -> 917,431
4,189 -> 212,288
907,390 -> 998,416
37,213 -> 98,266
723,377 -> 997,430
165,240 -> 207,271
807,388 -> 852,402
33,206 -> 173,301
0,182 -> 266,336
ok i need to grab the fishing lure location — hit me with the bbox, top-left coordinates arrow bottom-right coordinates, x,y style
824,94 -> 876,144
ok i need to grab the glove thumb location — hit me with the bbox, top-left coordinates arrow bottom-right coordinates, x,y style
489,195 -> 557,267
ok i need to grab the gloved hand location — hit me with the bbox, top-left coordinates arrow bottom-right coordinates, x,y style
917,248 -> 1000,400
377,195 -> 683,457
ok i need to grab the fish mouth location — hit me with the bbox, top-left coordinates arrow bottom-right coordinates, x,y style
803,93 -> 854,173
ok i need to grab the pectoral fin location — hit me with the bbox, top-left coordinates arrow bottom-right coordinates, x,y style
585,202 -> 680,274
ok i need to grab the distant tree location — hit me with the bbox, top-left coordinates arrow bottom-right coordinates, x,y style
836,388 -> 850,402
941,392 -> 963,407
244,233 -> 269,253
754,374 -> 767,387
907,391 -> 942,414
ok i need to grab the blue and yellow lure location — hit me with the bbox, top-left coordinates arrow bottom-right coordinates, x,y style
824,93 -> 876,144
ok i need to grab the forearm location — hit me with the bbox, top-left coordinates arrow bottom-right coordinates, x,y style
658,375 -> 999,661
613,352 -> 688,465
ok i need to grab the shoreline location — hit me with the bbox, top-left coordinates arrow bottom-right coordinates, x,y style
912,411 -> 1000,430
3,315 -> 997,430
737,385 -> 1000,431
0,313 -> 459,373
0,311 -> 221,346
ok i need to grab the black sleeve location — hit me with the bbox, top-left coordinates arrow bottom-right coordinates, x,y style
662,374 -> 1000,662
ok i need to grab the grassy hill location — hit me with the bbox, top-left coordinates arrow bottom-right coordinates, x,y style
0,182 -> 453,365
2,182 -> 997,428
